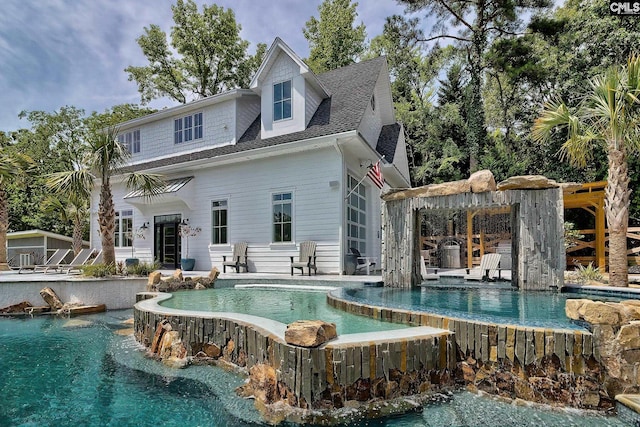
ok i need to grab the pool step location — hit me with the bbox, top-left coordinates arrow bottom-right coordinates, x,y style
615,394 -> 640,425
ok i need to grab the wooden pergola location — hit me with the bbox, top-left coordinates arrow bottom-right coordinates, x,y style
563,181 -> 607,269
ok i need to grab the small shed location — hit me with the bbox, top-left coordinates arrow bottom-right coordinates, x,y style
7,229 -> 89,267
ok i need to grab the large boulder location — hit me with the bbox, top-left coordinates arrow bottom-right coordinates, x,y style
578,301 -> 623,325
618,322 -> 640,349
148,271 -> 162,289
565,299 -> 590,320
497,175 -> 559,191
468,170 -> 496,193
209,267 -> 220,281
425,180 -> 471,197
285,320 -> 337,347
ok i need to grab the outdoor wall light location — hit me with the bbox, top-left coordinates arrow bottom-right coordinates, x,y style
179,219 -> 189,226
139,222 -> 149,230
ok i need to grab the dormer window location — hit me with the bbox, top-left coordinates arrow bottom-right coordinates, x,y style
174,112 -> 203,144
273,80 -> 292,121
118,130 -> 140,154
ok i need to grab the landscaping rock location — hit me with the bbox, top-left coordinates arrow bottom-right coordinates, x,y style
237,363 -> 279,404
559,182 -> 585,194
425,180 -> 471,197
39,287 -> 64,309
0,301 -> 33,313
497,175 -> 559,190
565,299 -> 590,320
209,267 -> 220,281
618,322 -> 640,349
203,342 -> 221,358
578,300 -> 622,325
148,271 -> 162,287
285,320 -> 337,347
194,283 -> 206,290
468,170 -> 496,193
172,269 -> 183,281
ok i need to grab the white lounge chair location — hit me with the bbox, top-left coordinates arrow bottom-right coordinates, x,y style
290,241 -> 317,276
223,242 -> 248,273
420,254 -> 438,281
20,249 -> 71,274
57,248 -> 94,274
349,247 -> 375,275
89,250 -> 103,265
464,253 -> 502,281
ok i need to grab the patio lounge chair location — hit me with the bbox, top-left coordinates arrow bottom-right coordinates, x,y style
19,249 -> 71,274
57,248 -> 94,274
89,250 -> 103,265
290,241 -> 317,276
349,247 -> 376,275
464,253 -> 502,281
420,254 -> 438,281
222,242 -> 248,273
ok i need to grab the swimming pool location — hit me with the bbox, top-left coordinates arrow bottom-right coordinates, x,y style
0,311 -> 629,426
159,286 -> 409,334
332,284 -> 625,330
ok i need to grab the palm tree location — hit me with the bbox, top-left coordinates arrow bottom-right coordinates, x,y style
0,146 -> 31,270
41,195 -> 89,256
533,55 -> 640,287
47,126 -> 164,266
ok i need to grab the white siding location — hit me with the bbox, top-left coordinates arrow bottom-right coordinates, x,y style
358,79 -> 384,149
259,52 -> 307,138
358,66 -> 397,150
129,100 -> 236,164
235,97 -> 261,141
305,83 -> 323,126
95,146 -> 345,273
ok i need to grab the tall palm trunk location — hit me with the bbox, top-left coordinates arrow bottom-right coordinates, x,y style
72,218 -> 84,256
0,188 -> 9,271
605,144 -> 630,287
99,181 -> 116,265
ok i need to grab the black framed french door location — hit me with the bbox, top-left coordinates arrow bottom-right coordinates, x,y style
154,214 -> 182,268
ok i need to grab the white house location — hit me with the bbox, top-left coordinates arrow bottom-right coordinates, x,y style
90,38 -> 411,274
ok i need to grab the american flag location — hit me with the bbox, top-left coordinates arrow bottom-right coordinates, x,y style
367,160 -> 384,189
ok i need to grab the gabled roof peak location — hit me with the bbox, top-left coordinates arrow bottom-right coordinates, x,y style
250,37 -> 330,98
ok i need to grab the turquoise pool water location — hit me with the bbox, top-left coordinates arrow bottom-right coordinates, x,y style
0,311 -> 629,426
159,287 -> 409,334
334,285 -> 625,330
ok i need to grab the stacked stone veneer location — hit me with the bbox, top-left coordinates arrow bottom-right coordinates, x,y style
134,293 -> 455,411
382,187 -> 565,290
327,293 -> 615,410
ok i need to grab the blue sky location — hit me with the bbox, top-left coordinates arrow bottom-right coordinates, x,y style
0,0 -> 406,132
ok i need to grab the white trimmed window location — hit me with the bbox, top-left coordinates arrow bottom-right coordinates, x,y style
174,112 -> 203,144
273,80 -> 292,121
118,130 -> 140,154
115,210 -> 133,247
211,200 -> 228,245
347,175 -> 367,254
272,192 -> 293,242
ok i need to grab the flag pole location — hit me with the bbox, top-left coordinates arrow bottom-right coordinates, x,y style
344,155 -> 385,200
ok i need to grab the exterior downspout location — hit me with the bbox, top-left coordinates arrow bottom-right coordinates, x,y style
333,139 -> 346,275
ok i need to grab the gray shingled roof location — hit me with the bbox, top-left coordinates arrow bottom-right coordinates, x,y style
376,123 -> 401,163
126,56 -> 389,173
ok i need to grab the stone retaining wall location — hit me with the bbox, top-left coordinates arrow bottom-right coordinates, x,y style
134,293 -> 455,412
327,292 -> 614,410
